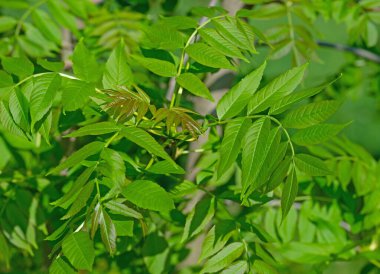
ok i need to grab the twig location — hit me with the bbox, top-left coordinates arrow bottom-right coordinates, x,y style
317,40 -> 380,64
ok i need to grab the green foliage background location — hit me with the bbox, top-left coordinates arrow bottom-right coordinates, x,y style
0,0 -> 380,273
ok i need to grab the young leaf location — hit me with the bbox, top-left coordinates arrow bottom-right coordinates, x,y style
201,242 -> 244,273
121,126 -> 176,165
62,231 -> 95,271
282,100 -> 341,128
292,123 -> 347,146
65,122 -> 120,137
185,43 -> 235,70
182,197 -> 215,242
217,118 -> 251,178
2,56 -> 34,80
30,73 -> 61,128
217,61 -> 266,119
72,39 -> 102,82
99,207 -> 117,255
103,40 -> 133,89
176,73 -> 213,101
121,180 -> 175,212
281,166 -> 298,220
247,63 -> 308,114
48,141 -> 104,175
132,55 -> 176,77
294,154 -> 331,176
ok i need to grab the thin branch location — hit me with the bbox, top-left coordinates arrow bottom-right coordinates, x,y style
317,40 -> 380,64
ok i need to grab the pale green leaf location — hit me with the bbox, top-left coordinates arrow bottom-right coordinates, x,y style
217,61 -> 266,119
292,123 -> 347,146
32,9 -> 61,44
72,40 -> 102,82
0,101 -> 26,138
201,242 -> 244,273
221,260 -> 248,274
47,0 -> 79,36
37,58 -> 64,72
144,23 -> 185,49
338,159 -> 352,189
132,55 -> 176,77
121,180 -> 175,212
0,16 -> 17,33
282,100 -> 340,128
48,141 -> 104,175
61,78 -> 96,111
2,56 -> 34,79
217,118 -> 251,178
186,43 -> 234,70
177,73 -> 213,101
62,231 -> 95,271
103,40 -> 133,89
247,63 -> 308,114
65,122 -> 120,137
294,154 -> 331,176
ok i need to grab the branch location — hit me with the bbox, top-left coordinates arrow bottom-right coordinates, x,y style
317,40 -> 380,64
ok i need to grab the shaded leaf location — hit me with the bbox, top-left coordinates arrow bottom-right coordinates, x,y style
281,166 -> 297,220
62,232 -> 95,271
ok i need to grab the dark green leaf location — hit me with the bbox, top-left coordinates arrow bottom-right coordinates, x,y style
99,207 -> 116,255
281,166 -> 297,220
62,231 -> 95,271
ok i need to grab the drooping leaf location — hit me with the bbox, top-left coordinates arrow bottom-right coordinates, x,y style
186,43 -> 235,70
1,56 -> 34,79
221,260 -> 248,274
281,166 -> 298,220
61,180 -> 94,220
62,231 -> 95,271
177,73 -> 213,101
292,123 -> 347,146
9,88 -> 30,132
182,197 -> 215,242
49,257 -> 76,274
217,62 -> 266,119
103,40 -> 133,89
99,207 -> 117,255
0,101 -> 26,138
282,100 -> 341,128
48,141 -> 104,175
121,180 -> 175,212
266,157 -> 292,192
294,154 -> 331,176
217,118 -> 251,178
247,63 -> 308,114
132,55 -> 176,77
65,122 -> 120,137
201,242 -> 244,273
104,200 -> 143,219
72,39 -> 102,82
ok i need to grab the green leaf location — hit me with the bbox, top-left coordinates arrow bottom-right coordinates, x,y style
99,207 -> 116,255
160,16 -> 198,29
48,141 -> 104,175
2,56 -> 34,79
121,126 -> 175,165
266,157 -> 291,192
65,122 -> 120,137
30,74 -> 61,128
217,62 -> 266,119
241,118 -> 271,199
104,200 -> 143,219
338,159 -> 352,189
37,58 -> 64,72
144,23 -> 185,49
103,40 -> 133,89
252,260 -> 278,274
182,197 -> 215,242
113,220 -> 133,237
72,39 -> 102,82
9,88 -> 30,133
0,71 -> 13,88
186,43 -> 234,70
281,166 -> 298,220
247,63 -> 308,114
62,231 -> 95,271
282,100 -> 340,128
176,73 -> 213,101
132,55 -> 176,77
0,16 -> 17,33
61,78 -> 96,111
198,28 -> 247,61
121,180 -> 175,212
142,233 -> 170,274
221,260 -> 248,274
292,123 -> 347,146
49,257 -> 76,274
61,180 -> 94,220
47,0 -> 79,36
0,100 -> 26,138
148,160 -> 185,175
269,77 -> 339,115
294,154 -> 331,176
217,118 -> 251,178
201,242 -> 244,273
0,231 -> 10,269
32,9 -> 61,44
200,220 -> 235,261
